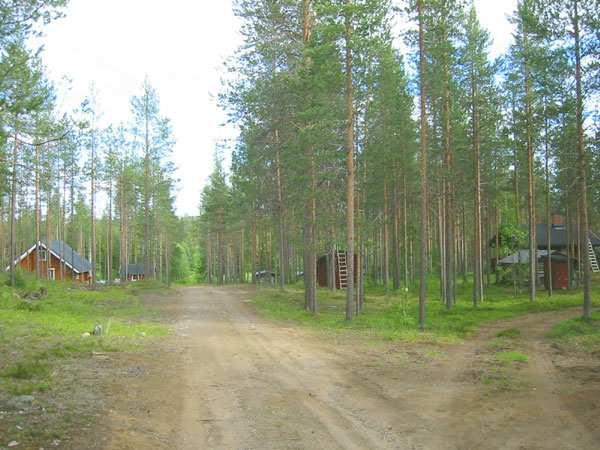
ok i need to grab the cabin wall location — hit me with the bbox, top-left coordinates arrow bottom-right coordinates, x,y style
17,249 -> 89,283
126,273 -> 145,281
316,253 -> 358,289
543,259 -> 569,290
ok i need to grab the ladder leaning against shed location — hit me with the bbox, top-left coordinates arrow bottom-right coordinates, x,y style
337,251 -> 348,289
588,239 -> 599,273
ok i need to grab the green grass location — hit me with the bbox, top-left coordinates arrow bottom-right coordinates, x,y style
0,281 -> 167,339
249,279 -> 596,342
496,328 -> 522,339
547,312 -> 600,352
2,360 -> 50,380
0,276 -> 169,397
0,275 -> 173,448
496,350 -> 528,363
481,371 -> 528,392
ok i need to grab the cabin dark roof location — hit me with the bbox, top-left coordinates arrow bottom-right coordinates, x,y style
540,252 -> 577,263
535,224 -> 600,248
5,239 -> 91,274
42,239 -> 92,273
120,263 -> 146,277
490,224 -> 600,249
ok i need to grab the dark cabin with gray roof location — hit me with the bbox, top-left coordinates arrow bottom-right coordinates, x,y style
490,216 -> 600,252
490,215 -> 600,278
120,263 -> 147,281
6,240 -> 92,282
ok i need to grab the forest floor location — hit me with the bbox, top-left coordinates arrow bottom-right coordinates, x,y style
62,285 -> 599,450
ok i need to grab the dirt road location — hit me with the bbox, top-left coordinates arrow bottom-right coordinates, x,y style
87,286 -> 599,450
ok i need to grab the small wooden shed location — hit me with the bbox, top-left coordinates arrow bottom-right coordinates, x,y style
317,251 -> 358,289
540,253 -> 576,290
120,264 -> 146,281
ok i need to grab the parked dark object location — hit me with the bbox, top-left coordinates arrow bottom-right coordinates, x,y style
255,270 -> 275,283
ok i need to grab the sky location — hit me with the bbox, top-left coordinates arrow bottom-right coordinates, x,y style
37,0 -> 517,217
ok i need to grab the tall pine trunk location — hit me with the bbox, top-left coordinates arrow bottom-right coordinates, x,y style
344,0 -> 355,321
383,180 -> 390,293
143,94 -> 151,280
442,70 -> 454,309
573,1 -> 591,318
417,0 -> 429,329
107,179 -> 113,283
302,0 -> 317,313
9,125 -> 19,287
35,143 -> 41,279
544,92 -> 552,296
522,16 -> 536,301
91,131 -> 97,285
472,65 -> 483,306
274,129 -> 286,290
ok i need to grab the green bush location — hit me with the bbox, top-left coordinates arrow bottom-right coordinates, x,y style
15,300 -> 42,311
4,270 -> 26,289
496,328 -> 521,338
2,360 -> 50,380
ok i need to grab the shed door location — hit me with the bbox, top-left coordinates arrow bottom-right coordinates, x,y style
553,263 -> 569,290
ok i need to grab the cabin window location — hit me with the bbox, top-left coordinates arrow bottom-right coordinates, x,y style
39,249 -> 47,261
47,268 -> 55,280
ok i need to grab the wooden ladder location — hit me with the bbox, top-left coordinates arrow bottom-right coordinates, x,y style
588,240 -> 599,273
337,251 -> 348,289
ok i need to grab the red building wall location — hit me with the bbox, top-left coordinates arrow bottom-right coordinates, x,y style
17,249 -> 90,282
126,273 -> 145,281
543,258 -> 569,290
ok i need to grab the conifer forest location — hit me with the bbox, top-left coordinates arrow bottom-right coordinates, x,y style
203,0 -> 600,325
1,1 -> 600,448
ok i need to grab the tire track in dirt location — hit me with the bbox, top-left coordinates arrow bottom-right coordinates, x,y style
87,287 -> 598,450
420,308 -> 599,450
176,287 -> 408,449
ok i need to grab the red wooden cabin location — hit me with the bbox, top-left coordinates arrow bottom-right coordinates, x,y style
7,240 -> 92,282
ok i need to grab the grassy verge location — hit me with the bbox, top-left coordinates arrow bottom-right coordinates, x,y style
547,312 -> 600,353
476,328 -> 529,392
249,281 -> 596,342
0,276 -> 170,447
0,278 -> 168,393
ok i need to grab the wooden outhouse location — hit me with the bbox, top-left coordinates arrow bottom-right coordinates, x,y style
317,251 -> 358,289
541,253 -> 576,290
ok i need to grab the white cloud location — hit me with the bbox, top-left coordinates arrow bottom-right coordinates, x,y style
474,0 -> 518,58
38,0 -> 242,216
